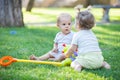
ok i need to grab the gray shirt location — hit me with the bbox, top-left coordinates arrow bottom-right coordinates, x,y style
54,31 -> 74,52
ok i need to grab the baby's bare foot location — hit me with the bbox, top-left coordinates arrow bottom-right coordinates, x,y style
29,54 -> 37,60
103,62 -> 111,69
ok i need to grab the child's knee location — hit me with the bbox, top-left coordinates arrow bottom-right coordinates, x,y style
71,61 -> 82,68
54,56 -> 64,62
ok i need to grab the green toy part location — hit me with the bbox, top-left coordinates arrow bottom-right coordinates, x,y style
61,58 -> 72,66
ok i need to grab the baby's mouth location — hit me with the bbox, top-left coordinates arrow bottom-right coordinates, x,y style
65,29 -> 69,31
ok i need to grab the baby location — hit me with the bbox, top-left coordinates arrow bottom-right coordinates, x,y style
30,13 -> 74,61
64,6 -> 111,72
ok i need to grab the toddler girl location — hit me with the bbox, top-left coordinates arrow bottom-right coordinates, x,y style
64,6 -> 110,72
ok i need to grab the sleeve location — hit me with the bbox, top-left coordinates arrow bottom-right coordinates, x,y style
71,33 -> 78,45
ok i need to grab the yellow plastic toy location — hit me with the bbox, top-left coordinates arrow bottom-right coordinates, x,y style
0,56 -> 62,67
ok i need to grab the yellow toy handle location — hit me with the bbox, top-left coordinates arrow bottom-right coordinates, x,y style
16,59 -> 62,66
0,56 -> 62,67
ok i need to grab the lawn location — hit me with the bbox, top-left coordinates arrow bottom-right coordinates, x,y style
23,8 -> 120,24
0,8 -> 120,80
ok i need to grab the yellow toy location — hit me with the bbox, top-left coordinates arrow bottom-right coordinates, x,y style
0,56 -> 62,67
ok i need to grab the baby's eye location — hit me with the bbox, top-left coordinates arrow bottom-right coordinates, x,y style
62,23 -> 66,25
68,23 -> 71,25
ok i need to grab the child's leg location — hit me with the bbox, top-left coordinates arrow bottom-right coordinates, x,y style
102,61 -> 111,69
48,58 -> 57,61
38,52 -> 53,60
71,61 -> 82,72
29,51 -> 53,61
53,54 -> 65,61
48,54 -> 65,61
58,54 -> 65,61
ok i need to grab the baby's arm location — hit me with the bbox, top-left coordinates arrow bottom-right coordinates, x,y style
65,44 -> 77,58
51,43 -> 58,53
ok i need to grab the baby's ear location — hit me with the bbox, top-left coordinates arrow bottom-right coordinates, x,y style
74,5 -> 83,12
86,5 -> 92,11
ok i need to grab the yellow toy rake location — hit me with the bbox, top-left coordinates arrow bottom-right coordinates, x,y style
0,56 -> 71,67
0,56 -> 63,67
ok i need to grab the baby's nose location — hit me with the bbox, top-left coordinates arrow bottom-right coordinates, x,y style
66,25 -> 69,28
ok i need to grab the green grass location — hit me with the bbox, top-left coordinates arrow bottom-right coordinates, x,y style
23,8 -> 120,23
0,8 -> 120,80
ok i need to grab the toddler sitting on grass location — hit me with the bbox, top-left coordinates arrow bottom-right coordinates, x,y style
63,6 -> 111,72
30,13 -> 74,61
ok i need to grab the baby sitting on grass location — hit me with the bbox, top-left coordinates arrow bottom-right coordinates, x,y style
30,13 -> 74,61
63,6 -> 111,72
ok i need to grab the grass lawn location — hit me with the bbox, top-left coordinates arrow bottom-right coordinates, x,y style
0,8 -> 120,80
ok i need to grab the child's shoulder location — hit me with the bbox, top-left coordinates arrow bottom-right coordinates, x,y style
56,32 -> 62,36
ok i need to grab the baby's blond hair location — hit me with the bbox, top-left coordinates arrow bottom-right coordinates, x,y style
57,13 -> 72,24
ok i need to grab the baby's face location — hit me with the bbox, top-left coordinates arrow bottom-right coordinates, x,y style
58,18 -> 72,35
